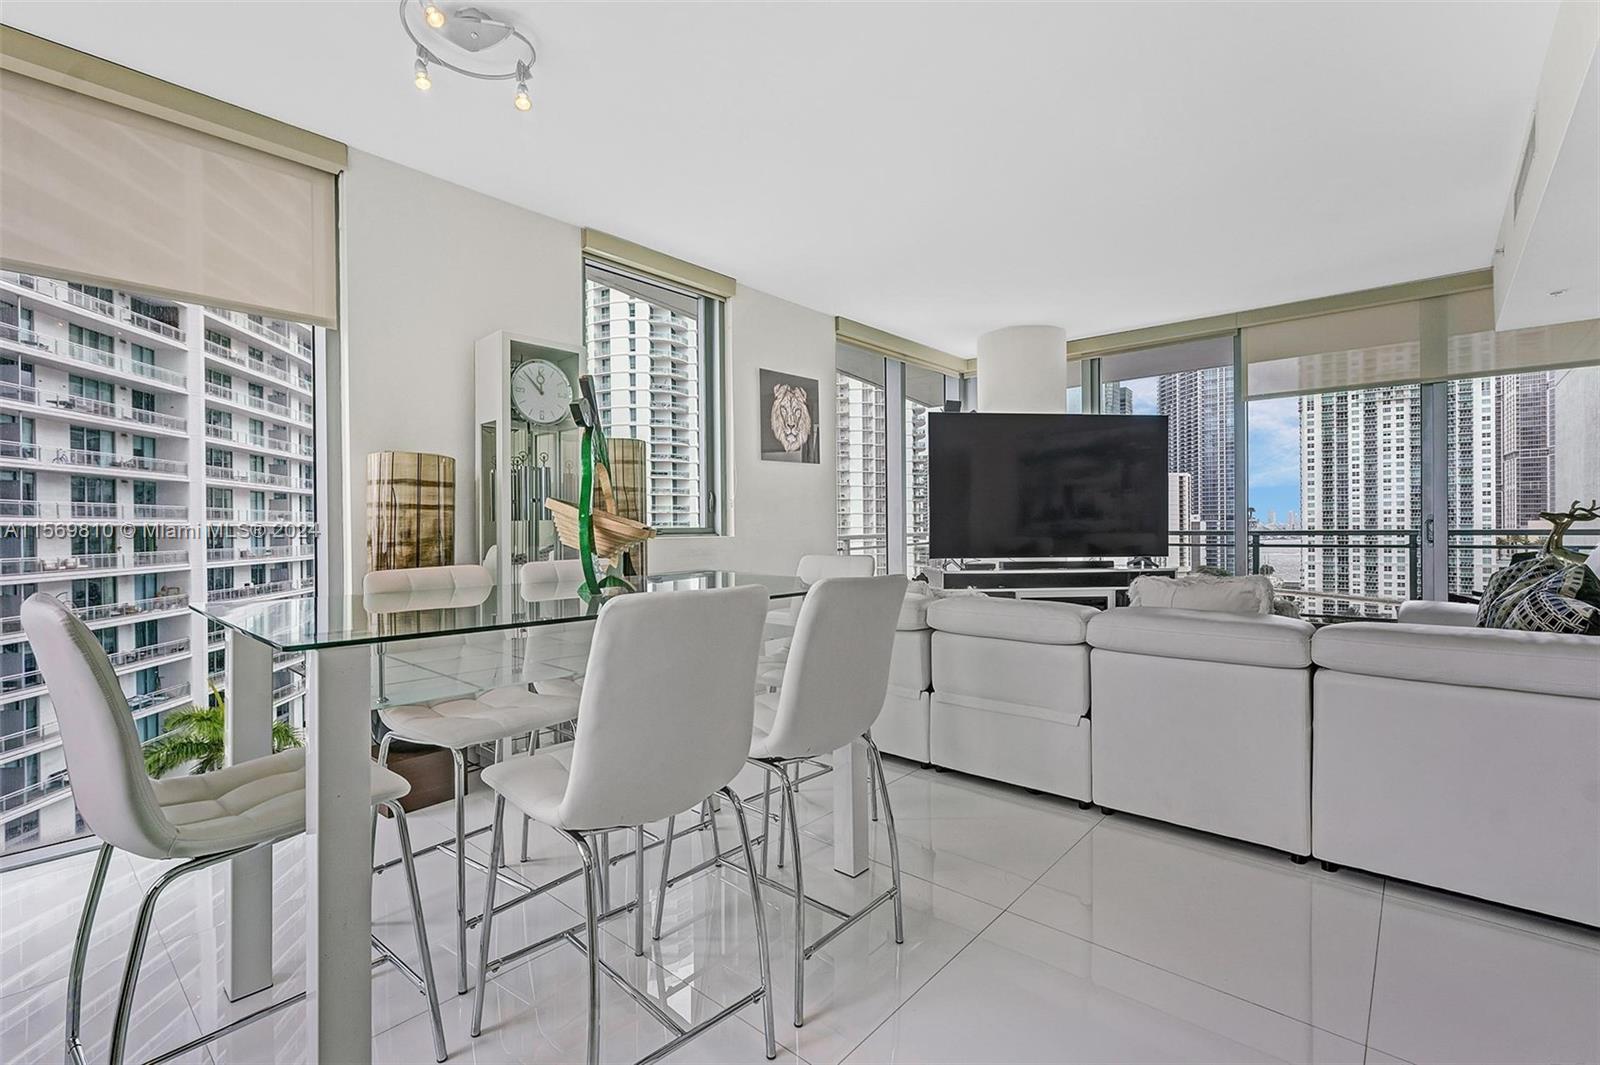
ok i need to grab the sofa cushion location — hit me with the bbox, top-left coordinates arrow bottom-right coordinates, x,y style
925,596 -> 1093,644
898,587 -> 933,630
1086,607 -> 1314,668
1128,573 -> 1274,615
1313,622 -> 1600,699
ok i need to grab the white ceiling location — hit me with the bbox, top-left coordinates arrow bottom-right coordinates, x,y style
1,1 -> 1561,353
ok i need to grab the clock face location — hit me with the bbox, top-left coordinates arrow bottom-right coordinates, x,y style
510,359 -> 574,425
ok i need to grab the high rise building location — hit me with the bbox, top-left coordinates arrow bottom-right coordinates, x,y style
1166,471 -> 1193,571
1495,370 -> 1555,529
0,272 -> 316,853
905,398 -> 932,573
1159,367 -> 1234,570
1298,385 -> 1421,617
1101,384 -> 1134,415
836,373 -> 887,573
584,279 -> 703,527
1446,375 -> 1500,597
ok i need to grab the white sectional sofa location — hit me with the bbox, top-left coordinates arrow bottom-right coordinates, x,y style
1086,607 -> 1317,856
866,587 -> 1597,924
925,596 -> 1095,802
1311,601 -> 1600,925
869,590 -> 934,763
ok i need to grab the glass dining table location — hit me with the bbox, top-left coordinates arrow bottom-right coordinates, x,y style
192,569 -> 871,1064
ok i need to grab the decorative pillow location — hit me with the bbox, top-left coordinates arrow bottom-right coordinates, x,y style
1475,555 -> 1567,629
1499,564 -> 1600,635
1128,573 -> 1274,615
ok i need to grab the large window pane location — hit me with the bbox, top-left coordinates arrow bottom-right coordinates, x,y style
583,263 -> 720,532
1,270 -> 319,857
1248,384 -> 1422,619
836,370 -> 887,573
903,365 -> 948,575
1101,337 -> 1235,573
1446,366 -> 1600,595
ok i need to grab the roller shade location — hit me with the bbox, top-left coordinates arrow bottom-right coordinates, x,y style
581,229 -> 735,301
0,66 -> 339,325
834,318 -> 970,377
1244,285 -> 1599,399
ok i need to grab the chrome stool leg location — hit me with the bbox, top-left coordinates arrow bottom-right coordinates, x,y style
386,800 -> 448,1062
652,814 -> 676,941
778,767 -> 806,1028
64,844 -> 113,1065
775,764 -> 788,870
451,747 -> 470,994
633,826 -> 647,956
470,796 -> 507,1039
722,785 -> 778,1060
866,735 -> 904,943
759,766 -> 774,874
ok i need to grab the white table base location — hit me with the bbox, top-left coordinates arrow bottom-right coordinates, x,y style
833,738 -> 870,876
223,631 -> 274,1002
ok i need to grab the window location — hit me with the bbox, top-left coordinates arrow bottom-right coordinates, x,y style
1445,365 -> 1600,595
130,343 -> 155,369
836,368 -> 888,573
68,323 -> 112,352
1098,337 -> 1237,574
904,366 -> 949,574
582,261 -> 723,532
69,375 -> 113,403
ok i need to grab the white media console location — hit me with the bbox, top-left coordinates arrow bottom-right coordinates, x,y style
924,562 -> 1178,609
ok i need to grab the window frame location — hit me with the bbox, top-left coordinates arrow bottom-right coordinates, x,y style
581,258 -> 726,537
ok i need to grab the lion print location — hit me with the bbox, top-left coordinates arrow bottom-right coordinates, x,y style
769,383 -> 813,454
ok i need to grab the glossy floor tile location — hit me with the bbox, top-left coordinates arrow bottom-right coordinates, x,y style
3,760 -> 1596,1065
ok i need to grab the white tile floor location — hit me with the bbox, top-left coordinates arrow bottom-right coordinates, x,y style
3,757 -> 1597,1065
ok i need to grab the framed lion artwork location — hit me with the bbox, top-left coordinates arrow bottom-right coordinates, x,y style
759,369 -> 820,463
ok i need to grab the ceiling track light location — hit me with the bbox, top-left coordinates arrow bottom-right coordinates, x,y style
399,0 -> 537,114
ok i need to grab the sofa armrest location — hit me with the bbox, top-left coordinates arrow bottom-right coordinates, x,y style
1395,600 -> 1480,628
1313,622 -> 1599,699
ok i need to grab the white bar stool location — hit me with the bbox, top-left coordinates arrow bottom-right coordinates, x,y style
365,564 -> 580,995
21,593 -> 447,1065
470,584 -> 778,1065
740,574 -> 908,1028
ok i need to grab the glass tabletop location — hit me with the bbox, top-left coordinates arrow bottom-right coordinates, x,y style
193,569 -> 809,652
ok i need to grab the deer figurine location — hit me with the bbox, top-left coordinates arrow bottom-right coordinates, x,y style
1538,499 -> 1599,565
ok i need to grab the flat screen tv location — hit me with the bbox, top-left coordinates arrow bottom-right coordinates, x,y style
928,413 -> 1169,559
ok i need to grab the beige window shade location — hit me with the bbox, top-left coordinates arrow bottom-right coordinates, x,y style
1244,286 -> 1599,398
581,229 -> 735,301
834,318 -> 970,377
1444,289 -> 1600,381
0,71 -> 338,325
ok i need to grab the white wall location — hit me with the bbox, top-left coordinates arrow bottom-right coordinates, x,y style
339,149 -> 836,589
339,150 -> 583,591
648,287 -> 838,575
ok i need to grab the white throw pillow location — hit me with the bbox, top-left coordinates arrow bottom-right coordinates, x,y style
1128,573 -> 1275,616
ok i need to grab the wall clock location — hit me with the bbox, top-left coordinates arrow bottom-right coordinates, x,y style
511,358 -> 575,425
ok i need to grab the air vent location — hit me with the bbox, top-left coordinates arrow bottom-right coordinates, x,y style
1513,115 -> 1537,219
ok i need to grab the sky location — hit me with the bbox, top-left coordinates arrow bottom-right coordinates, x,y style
1122,378 -> 1304,525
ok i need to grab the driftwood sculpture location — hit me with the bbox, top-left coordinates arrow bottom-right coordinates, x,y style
1538,499 -> 1598,565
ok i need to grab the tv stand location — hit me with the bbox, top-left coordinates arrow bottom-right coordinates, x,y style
999,559 -> 1114,571
926,562 -> 1176,610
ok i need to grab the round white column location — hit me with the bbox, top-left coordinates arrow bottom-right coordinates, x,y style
975,325 -> 1068,413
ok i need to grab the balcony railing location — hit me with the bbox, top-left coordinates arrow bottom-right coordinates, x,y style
107,637 -> 190,669
8,445 -> 186,476
0,771 -> 70,814
204,338 -> 308,392
1,554 -> 120,578
204,383 -> 296,420
0,501 -> 189,521
205,464 -> 297,489
206,307 -> 312,361
0,382 -> 188,432
122,307 -> 185,342
0,324 -> 187,388
205,578 -> 314,602
127,680 -> 192,714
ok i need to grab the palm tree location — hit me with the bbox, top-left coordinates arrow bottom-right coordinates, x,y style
142,688 -> 303,778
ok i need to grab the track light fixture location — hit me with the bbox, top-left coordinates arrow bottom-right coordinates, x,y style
400,0 -> 537,114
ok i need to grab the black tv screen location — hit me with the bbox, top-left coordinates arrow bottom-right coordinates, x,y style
928,413 -> 1169,559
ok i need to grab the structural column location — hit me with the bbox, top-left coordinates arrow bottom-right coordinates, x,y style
975,325 -> 1068,414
